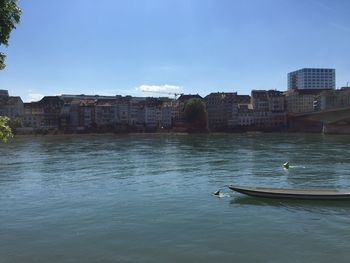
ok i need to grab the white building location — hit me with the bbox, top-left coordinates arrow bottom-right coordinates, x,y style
288,68 -> 335,90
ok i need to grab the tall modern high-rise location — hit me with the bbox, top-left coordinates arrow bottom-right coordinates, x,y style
288,68 -> 336,90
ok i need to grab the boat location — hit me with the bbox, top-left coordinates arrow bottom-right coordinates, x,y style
228,185 -> 350,200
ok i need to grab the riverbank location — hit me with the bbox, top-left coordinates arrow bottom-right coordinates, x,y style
13,126 -> 350,136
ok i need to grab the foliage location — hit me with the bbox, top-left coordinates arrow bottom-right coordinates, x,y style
8,116 -> 21,129
0,116 -> 13,142
183,98 -> 207,129
0,0 -> 22,69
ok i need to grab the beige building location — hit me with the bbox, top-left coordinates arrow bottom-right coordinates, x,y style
251,90 -> 287,128
251,90 -> 269,112
285,89 -> 328,113
95,99 -> 115,127
267,90 -> 285,112
205,92 -> 237,130
23,102 -> 45,129
315,88 -> 350,111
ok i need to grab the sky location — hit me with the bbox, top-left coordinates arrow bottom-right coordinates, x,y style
0,0 -> 350,102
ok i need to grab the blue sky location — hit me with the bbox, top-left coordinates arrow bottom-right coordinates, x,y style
1,0 -> 350,102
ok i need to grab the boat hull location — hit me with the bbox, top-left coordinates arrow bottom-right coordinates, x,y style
229,185 -> 350,200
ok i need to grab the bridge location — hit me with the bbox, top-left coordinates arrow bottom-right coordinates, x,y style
288,107 -> 350,134
289,107 -> 350,124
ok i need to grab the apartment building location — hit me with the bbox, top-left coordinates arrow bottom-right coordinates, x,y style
285,89 -> 327,113
23,102 -> 45,129
251,90 -> 286,128
205,92 -> 237,130
288,68 -> 335,90
0,90 -> 24,121
315,88 -> 350,111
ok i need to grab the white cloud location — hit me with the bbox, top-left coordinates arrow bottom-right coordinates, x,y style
27,93 -> 44,102
137,84 -> 182,94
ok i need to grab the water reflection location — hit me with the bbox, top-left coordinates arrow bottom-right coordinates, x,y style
230,196 -> 350,215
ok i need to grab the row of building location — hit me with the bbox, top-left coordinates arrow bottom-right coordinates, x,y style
1,68 -> 349,132
1,86 -> 350,133
205,87 -> 350,130
0,91 -> 196,132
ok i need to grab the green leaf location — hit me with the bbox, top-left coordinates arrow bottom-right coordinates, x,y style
0,0 -> 22,69
0,116 -> 13,142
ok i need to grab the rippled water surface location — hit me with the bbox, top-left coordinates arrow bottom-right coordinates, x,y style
1,133 -> 350,262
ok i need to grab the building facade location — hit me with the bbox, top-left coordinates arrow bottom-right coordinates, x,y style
288,68 -> 335,90
23,102 -> 45,129
227,94 -> 251,128
285,89 -> 326,113
0,90 -> 24,122
315,88 -> 350,111
251,90 -> 287,128
205,92 -> 237,130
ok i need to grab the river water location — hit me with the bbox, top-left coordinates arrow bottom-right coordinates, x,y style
1,133 -> 350,262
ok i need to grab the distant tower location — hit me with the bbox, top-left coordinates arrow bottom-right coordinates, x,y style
288,68 -> 335,90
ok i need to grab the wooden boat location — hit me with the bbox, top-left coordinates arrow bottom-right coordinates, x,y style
228,185 -> 350,200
